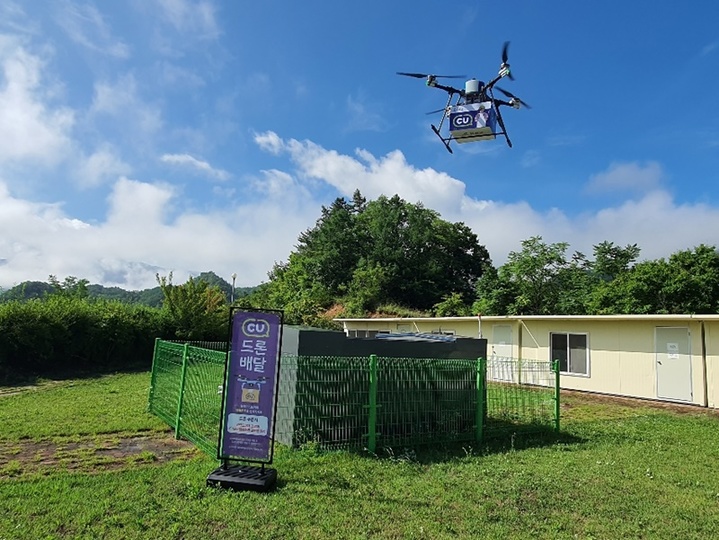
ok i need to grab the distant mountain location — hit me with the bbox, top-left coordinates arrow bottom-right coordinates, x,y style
87,284 -> 165,307
0,272 -> 258,307
0,281 -> 54,301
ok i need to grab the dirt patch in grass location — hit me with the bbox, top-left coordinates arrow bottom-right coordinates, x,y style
0,432 -> 201,478
562,389 -> 719,416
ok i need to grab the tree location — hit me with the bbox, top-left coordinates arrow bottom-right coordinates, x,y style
48,275 -> 89,299
250,191 -> 491,321
589,245 -> 719,314
486,236 -> 569,315
476,238 -> 643,316
156,272 -> 228,339
433,292 -> 472,317
662,245 -> 719,313
591,241 -> 640,281
295,195 -> 363,296
354,195 -> 490,311
553,253 -> 595,315
472,265 -> 518,316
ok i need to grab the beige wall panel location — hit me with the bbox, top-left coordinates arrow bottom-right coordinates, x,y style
704,322 -> 719,408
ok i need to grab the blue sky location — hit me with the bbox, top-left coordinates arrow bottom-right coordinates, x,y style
1,0 -> 718,290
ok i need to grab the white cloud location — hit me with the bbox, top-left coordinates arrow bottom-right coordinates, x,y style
586,161 -> 664,195
521,149 -> 540,168
161,153 -> 230,181
254,131 -> 469,217
158,61 -> 205,88
0,174 -> 320,290
254,131 -> 284,155
0,36 -> 74,165
55,1 -> 130,58
345,94 -> 387,133
90,73 -> 163,136
0,1 -> 38,35
106,177 -> 175,228
75,145 -> 132,188
253,133 -> 719,266
4,133 -> 719,292
155,0 -> 220,40
251,169 -> 312,200
547,134 -> 586,147
701,41 -> 718,56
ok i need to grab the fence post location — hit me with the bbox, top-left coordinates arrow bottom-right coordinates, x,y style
148,338 -> 161,412
475,357 -> 486,443
175,344 -> 190,439
367,354 -> 378,453
552,359 -> 560,432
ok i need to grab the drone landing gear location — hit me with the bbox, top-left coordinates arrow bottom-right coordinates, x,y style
494,101 -> 513,148
431,124 -> 453,154
490,89 -> 512,148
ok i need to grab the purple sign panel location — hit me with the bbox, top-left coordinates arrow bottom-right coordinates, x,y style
220,310 -> 282,462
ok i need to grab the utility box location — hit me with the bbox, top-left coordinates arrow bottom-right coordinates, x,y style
275,327 -> 487,449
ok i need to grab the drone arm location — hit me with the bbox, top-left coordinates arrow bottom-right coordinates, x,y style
431,81 -> 463,96
482,73 -> 504,94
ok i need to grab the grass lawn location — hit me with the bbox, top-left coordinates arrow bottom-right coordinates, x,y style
1,373 -> 719,539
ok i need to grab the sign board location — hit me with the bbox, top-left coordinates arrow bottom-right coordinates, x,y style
449,102 -> 497,143
219,309 -> 283,463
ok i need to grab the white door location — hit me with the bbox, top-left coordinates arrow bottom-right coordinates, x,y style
655,327 -> 692,402
490,325 -> 513,382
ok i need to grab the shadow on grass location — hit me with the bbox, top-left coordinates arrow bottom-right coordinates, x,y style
377,427 -> 584,465
285,421 -> 585,467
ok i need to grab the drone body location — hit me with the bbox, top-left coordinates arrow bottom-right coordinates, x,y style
398,42 -> 529,153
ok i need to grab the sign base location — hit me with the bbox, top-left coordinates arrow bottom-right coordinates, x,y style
206,464 -> 278,492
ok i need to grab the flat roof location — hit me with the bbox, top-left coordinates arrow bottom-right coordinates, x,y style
336,314 -> 719,323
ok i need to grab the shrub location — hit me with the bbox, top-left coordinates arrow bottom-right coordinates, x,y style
0,297 -> 171,383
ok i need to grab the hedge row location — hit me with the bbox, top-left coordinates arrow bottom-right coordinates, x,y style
0,296 -> 226,384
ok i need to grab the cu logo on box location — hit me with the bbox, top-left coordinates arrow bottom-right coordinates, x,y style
451,113 -> 474,129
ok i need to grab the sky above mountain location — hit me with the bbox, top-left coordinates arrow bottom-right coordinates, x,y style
1,0 -> 718,290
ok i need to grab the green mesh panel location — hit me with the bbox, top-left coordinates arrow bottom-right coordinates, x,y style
485,359 -> 556,436
177,345 -> 225,456
149,341 -> 226,457
149,341 -> 560,457
290,355 -> 370,450
148,340 -> 185,427
375,357 -> 478,448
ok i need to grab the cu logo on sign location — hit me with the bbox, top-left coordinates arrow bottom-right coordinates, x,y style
242,318 -> 271,337
452,113 -> 473,128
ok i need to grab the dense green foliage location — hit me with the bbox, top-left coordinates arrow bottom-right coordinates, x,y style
156,272 -> 228,340
474,237 -> 719,315
248,191 -> 491,325
0,273 -> 231,383
0,296 -> 169,383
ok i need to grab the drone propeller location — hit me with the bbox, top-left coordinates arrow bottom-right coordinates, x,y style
500,41 -> 515,81
425,106 -> 449,115
396,72 -> 465,79
496,86 -> 531,109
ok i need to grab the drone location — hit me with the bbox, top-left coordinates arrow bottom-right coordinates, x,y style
398,42 -> 530,153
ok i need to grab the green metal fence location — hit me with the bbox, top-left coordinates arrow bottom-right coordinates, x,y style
148,339 -> 225,456
485,357 -> 560,437
148,340 -> 560,457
